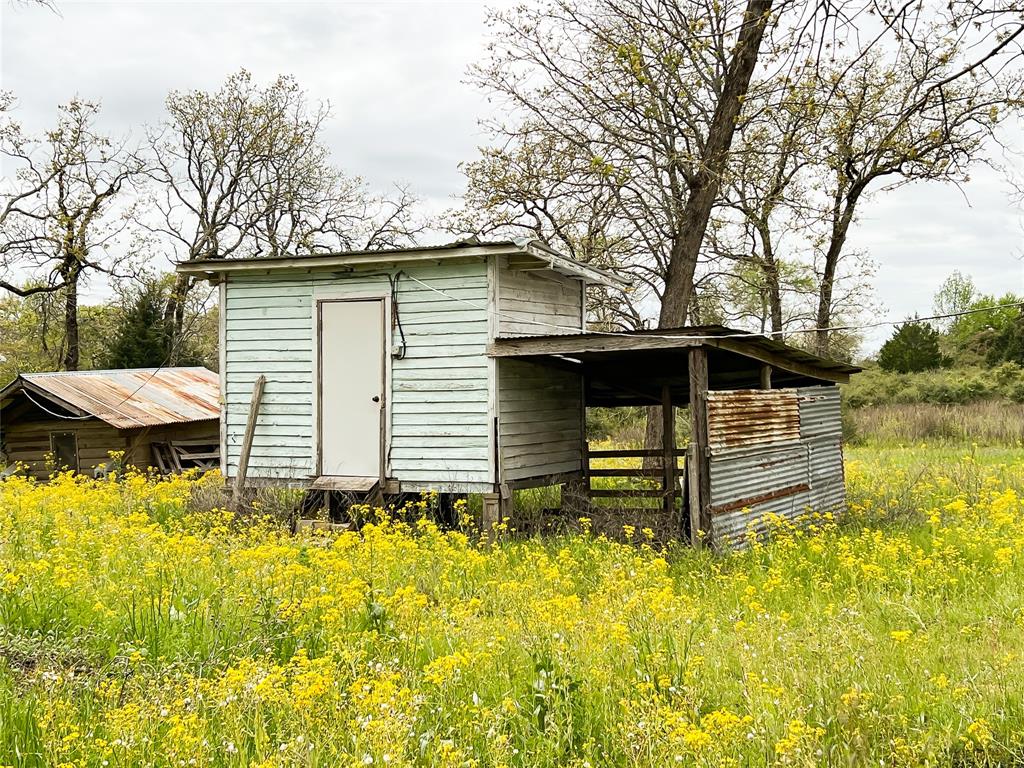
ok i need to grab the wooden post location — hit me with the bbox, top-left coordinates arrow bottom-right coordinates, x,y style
688,348 -> 711,547
661,383 -> 676,522
482,490 -> 511,530
232,374 -> 266,504
687,443 -> 700,545
760,363 -> 772,390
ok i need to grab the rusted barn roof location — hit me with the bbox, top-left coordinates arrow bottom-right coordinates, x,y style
1,368 -> 219,429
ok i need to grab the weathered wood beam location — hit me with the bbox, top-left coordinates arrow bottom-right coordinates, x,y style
488,333 -> 701,358
760,364 -> 773,390
707,338 -> 850,383
688,348 -> 711,548
232,374 -> 266,503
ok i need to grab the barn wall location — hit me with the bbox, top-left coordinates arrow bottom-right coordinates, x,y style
497,359 -> 584,482
1,418 -> 127,480
494,255 -> 585,337
221,261 -> 492,488
0,417 -> 221,480
707,385 -> 845,549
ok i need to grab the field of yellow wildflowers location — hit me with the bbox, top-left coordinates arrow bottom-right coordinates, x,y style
2,446 -> 1023,767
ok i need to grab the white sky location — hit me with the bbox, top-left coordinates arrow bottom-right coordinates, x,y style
2,0 -> 1023,352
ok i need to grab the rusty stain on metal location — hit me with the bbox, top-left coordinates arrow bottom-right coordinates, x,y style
706,389 -> 800,451
18,367 -> 219,429
706,386 -> 846,549
709,482 -> 811,515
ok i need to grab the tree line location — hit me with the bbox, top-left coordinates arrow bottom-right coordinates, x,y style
2,0 -> 1024,386
878,271 -> 1024,374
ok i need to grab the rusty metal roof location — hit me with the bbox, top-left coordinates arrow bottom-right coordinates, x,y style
2,367 -> 219,429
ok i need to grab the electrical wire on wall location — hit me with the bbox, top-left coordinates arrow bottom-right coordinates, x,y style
388,272 -> 408,359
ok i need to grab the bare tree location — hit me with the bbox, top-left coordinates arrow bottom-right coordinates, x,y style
146,70 -> 422,355
0,99 -> 142,370
806,25 -> 1024,355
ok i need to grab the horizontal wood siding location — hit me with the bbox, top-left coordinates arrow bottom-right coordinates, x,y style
498,359 -> 583,481
496,256 -> 584,337
222,262 -> 492,486
1,419 -> 126,480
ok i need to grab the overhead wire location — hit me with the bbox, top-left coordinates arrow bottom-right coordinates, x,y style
402,273 -> 1024,343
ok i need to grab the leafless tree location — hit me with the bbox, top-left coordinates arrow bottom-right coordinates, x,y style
806,21 -> 1024,355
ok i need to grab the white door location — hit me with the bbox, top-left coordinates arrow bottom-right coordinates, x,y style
319,299 -> 385,477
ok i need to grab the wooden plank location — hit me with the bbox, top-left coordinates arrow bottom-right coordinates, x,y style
310,475 -> 378,492
588,467 -> 665,477
488,333 -> 702,357
707,337 -> 851,384
689,348 -> 711,547
760,364 -> 773,390
588,488 -> 667,498
589,447 -> 688,458
233,375 -> 266,502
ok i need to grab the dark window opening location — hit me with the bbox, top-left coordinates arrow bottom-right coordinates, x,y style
50,431 -> 79,472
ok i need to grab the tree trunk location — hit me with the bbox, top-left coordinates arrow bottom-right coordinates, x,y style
62,275 -> 79,371
163,272 -> 193,363
814,190 -> 861,357
646,0 -> 774,461
755,219 -> 784,337
643,405 -> 664,469
657,0 -> 775,329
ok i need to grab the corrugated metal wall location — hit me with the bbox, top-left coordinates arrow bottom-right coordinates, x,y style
707,385 -> 845,549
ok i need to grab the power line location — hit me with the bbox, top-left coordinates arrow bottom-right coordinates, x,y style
403,273 -> 1024,343
22,389 -> 95,421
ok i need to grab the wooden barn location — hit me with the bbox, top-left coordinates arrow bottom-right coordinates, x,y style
0,368 -> 220,479
178,239 -> 860,548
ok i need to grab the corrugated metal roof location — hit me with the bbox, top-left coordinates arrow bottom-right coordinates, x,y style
9,367 -> 219,429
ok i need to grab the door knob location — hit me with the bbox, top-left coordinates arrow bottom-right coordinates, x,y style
372,395 -> 380,403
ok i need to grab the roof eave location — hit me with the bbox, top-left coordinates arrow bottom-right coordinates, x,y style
174,242 -> 527,277
174,240 -> 632,290
522,240 -> 631,290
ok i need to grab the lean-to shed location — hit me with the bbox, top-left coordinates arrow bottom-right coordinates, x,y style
0,368 -> 220,479
179,239 -> 859,548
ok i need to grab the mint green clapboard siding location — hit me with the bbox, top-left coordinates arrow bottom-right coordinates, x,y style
222,262 -> 491,485
497,359 -> 584,481
495,255 -> 584,337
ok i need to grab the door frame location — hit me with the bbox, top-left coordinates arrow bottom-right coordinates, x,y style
312,289 -> 392,479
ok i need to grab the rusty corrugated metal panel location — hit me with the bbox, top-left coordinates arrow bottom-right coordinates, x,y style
21,367 -> 219,429
706,389 -> 800,452
705,385 -> 847,550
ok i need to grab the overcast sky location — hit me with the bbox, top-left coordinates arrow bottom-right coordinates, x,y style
2,0 -> 1023,352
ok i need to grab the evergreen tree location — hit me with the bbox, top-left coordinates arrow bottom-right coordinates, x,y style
986,309 -> 1024,366
102,283 -> 172,369
878,321 -> 945,373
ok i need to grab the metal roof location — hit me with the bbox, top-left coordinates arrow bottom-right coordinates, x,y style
488,325 -> 860,407
173,237 -> 630,290
489,325 -> 860,375
1,367 -> 220,429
